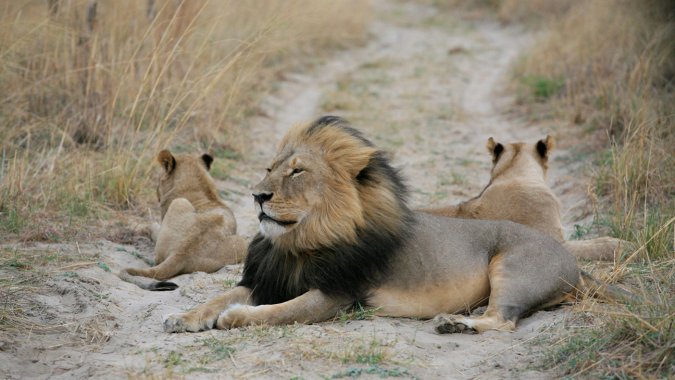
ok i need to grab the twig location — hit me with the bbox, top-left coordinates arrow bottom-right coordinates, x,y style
57,261 -> 97,271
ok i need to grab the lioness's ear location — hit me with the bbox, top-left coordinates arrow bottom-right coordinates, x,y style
201,153 -> 214,171
157,150 -> 176,174
536,135 -> 555,160
486,137 -> 504,162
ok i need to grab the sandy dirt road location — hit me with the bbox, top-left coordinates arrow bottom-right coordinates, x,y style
1,1 -> 596,378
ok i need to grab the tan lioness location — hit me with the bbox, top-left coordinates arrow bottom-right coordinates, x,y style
422,136 -> 626,261
162,116 -> 628,334
118,150 -> 247,291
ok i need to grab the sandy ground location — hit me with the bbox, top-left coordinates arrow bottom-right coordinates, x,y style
1,1 -> 599,379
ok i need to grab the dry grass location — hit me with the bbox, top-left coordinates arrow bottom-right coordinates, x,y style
0,0 -> 370,241
544,257 -> 674,378
504,0 -> 675,377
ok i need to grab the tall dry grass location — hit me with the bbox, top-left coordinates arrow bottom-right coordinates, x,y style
508,0 -> 674,377
0,0 -> 370,241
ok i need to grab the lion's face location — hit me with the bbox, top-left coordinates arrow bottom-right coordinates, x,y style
253,146 -> 329,238
252,117 -> 405,251
156,150 -> 214,219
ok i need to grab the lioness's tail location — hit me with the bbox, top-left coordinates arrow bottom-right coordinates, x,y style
117,269 -> 178,291
577,270 -> 640,303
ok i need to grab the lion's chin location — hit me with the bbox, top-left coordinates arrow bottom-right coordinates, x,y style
259,219 -> 290,238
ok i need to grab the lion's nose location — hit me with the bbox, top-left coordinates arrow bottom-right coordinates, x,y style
253,192 -> 273,205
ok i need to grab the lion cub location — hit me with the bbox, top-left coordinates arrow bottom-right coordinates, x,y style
118,150 -> 247,290
422,136 -> 626,260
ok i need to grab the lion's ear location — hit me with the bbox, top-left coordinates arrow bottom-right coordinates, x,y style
201,153 -> 214,171
157,150 -> 176,174
314,126 -> 378,178
343,146 -> 378,178
536,135 -> 555,160
486,137 -> 504,163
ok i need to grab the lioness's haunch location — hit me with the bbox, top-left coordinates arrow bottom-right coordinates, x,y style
421,136 -> 628,261
117,150 -> 247,291
163,116 -> 628,334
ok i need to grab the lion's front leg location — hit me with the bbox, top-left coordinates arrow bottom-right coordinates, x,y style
164,286 -> 251,333
217,289 -> 350,329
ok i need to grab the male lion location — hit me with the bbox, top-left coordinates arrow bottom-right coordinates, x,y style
118,150 -> 247,291
421,136 -> 627,261
162,116 -> 627,334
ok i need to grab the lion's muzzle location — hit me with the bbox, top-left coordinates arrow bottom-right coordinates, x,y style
253,191 -> 273,206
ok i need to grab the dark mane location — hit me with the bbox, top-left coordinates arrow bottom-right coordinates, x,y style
238,116 -> 414,306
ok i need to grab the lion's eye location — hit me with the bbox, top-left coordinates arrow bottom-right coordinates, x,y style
265,168 -> 271,173
291,168 -> 304,176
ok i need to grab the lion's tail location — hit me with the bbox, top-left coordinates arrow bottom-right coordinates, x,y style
577,270 -> 640,304
117,269 -> 178,291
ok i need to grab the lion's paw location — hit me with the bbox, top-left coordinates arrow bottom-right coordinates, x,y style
433,314 -> 477,335
216,304 -> 253,329
163,313 -> 206,333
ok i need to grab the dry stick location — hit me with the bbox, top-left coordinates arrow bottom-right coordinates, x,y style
146,0 -> 156,20
86,1 -> 98,32
1,145 -> 5,182
57,262 -> 97,271
48,0 -> 60,15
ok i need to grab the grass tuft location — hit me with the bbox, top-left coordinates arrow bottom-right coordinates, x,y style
520,76 -> 564,101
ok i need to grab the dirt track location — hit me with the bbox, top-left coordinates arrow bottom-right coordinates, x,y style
1,1 -> 597,378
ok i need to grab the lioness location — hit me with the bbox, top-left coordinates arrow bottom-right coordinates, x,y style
162,116 -> 629,334
421,136 -> 626,261
118,150 -> 247,291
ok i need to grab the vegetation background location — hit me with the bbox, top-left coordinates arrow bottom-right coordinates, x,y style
1,0 -> 672,378
0,0 -> 369,240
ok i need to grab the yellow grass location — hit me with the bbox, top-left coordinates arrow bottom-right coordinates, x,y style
0,0 -> 370,240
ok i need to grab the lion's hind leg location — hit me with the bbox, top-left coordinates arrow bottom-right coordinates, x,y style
433,252 -> 524,334
182,235 -> 248,274
436,239 -> 578,334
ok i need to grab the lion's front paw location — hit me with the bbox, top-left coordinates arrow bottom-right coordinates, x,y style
433,314 -> 477,335
216,304 -> 254,329
163,313 -> 210,333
